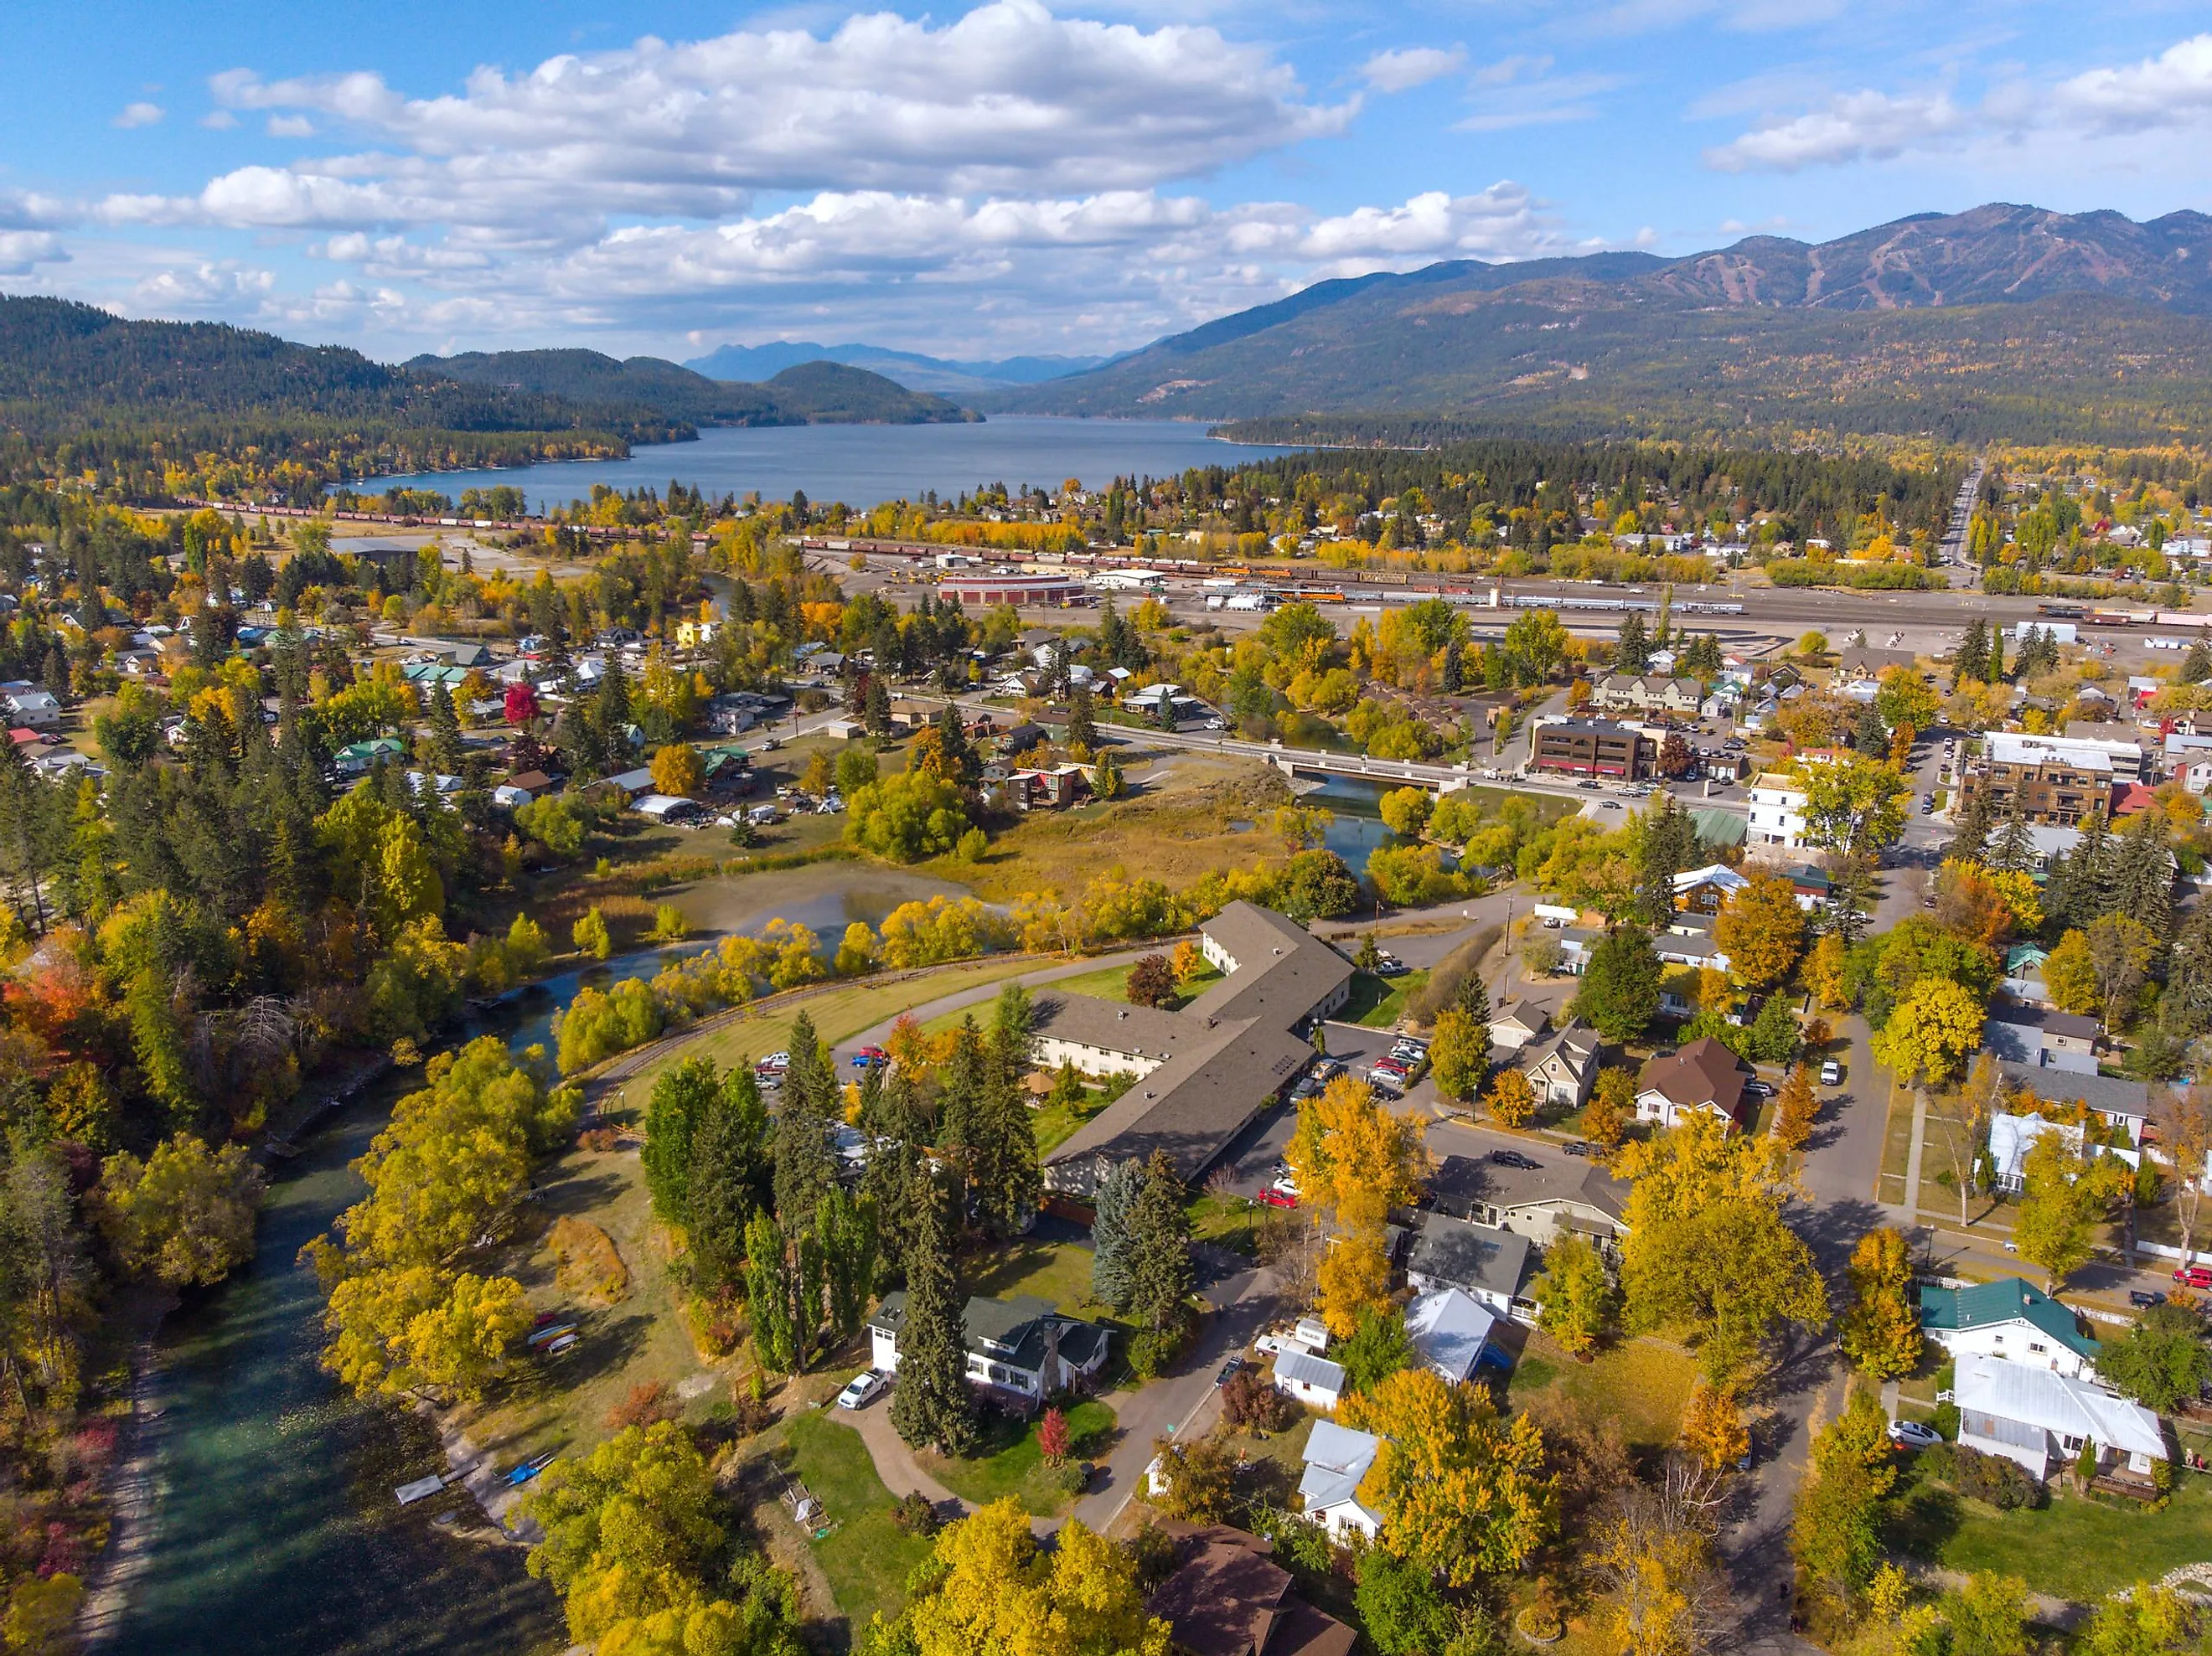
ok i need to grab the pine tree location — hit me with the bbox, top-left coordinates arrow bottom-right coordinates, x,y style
864,677 -> 892,738
1067,683 -> 1098,752
1953,618 -> 1989,687
688,1066 -> 771,1292
1633,792 -> 1698,926
2185,632 -> 2212,687
773,1013 -> 838,1227
934,1019 -> 988,1220
933,703 -> 978,783
1985,796 -> 2036,875
1125,1152 -> 1196,1334
2049,811 -> 2112,931
860,1067 -> 928,1273
2111,823 -> 2176,940
971,988 -> 1041,1239
1852,701 -> 1888,756
1452,967 -> 1492,1032
426,680 -> 463,772
643,1056 -> 719,1225
745,1210 -> 800,1372
889,1172 -> 978,1455
1615,611 -> 1651,674
1987,628 -> 2006,683
1088,1159 -> 1144,1312
1946,780 -> 1995,864
816,1185 -> 878,1344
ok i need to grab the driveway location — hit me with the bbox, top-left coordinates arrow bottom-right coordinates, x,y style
1070,1256 -> 1285,1534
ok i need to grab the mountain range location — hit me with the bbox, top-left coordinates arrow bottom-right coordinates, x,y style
684,339 -> 1109,397
988,203 -> 2212,446
405,349 -> 975,426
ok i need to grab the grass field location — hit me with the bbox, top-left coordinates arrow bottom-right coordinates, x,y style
1506,1331 -> 1699,1451
1341,969 -> 1429,1029
623,956 -> 1042,1095
783,1411 -> 938,1633
1186,1192 -> 1263,1256
965,1239 -> 1106,1318
922,1399 -> 1117,1515
1889,1457 -> 2212,1602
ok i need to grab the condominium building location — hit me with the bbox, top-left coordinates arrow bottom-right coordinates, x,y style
1527,716 -> 1657,780
1961,734 -> 2119,826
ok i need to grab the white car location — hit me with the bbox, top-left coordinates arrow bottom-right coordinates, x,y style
1888,1419 -> 1941,1449
836,1370 -> 888,1410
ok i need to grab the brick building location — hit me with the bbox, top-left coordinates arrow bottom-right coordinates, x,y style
1527,716 -> 1657,780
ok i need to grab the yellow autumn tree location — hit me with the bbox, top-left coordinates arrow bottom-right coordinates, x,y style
1486,1067 -> 1538,1128
1338,1367 -> 1554,1586
1317,1224 -> 1394,1339
649,742 -> 703,798
1838,1227 -> 1923,1380
907,1499 -> 1169,1656
1286,1075 -> 1430,1230
1803,932 -> 1851,1013
1679,1382 -> 1749,1473
1711,873 -> 1806,992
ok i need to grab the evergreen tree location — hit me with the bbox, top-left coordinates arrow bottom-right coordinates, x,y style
933,1018 -> 988,1220
1633,792 -> 1698,926
1953,618 -> 1989,686
889,1171 -> 978,1455
425,680 -> 463,772
2165,906 -> 2212,1038
2049,812 -> 2113,932
1066,683 -> 1098,751
1615,611 -> 1651,674
864,677 -> 892,738
971,987 -> 1041,1238
1124,1152 -> 1196,1334
1452,966 -> 1492,1029
1571,926 -> 1662,1042
772,1013 -> 837,1227
688,1066 -> 772,1291
2111,823 -> 2176,940
1987,628 -> 2005,682
1946,780 -> 1995,864
860,1067 -> 928,1272
933,702 -> 978,783
2185,632 -> 2212,687
1088,1159 -> 1145,1312
1440,639 -> 1464,694
744,1210 -> 800,1372
1852,701 -> 1889,756
1984,796 -> 2036,875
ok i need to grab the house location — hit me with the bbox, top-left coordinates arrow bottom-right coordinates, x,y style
1998,1063 -> 2152,1145
1952,1354 -> 2164,1483
1833,645 -> 1919,680
603,766 -> 659,800
1426,1153 -> 1631,1248
1297,1421 -> 1383,1541
1404,1213 -> 1537,1321
333,736 -> 406,776
1982,1004 -> 2098,1072
1405,1287 -> 1507,1383
1745,773 -> 1809,851
1145,1523 -> 1357,1656
1635,1037 -> 1749,1131
866,1292 -> 1109,1409
1272,1349 -> 1346,1412
1,689 -> 60,730
491,783 -> 533,810
1490,1001 -> 1550,1052
1784,865 -> 1833,910
1672,864 -> 1749,915
503,768 -> 555,799
1041,903 -> 1346,1197
2001,945 -> 2052,1008
1522,1018 -> 1601,1110
1591,675 -> 1705,717
1920,1278 -> 2101,1378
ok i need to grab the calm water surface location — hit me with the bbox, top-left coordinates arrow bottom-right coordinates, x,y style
107,948 -> 682,1656
361,416 -> 1293,512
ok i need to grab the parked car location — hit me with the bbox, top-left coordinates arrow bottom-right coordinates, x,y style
1744,1081 -> 1775,1101
1258,1185 -> 1299,1209
755,1051 -> 790,1073
1820,1060 -> 1843,1086
1888,1419 -> 1941,1449
1215,1356 -> 1246,1386
2174,1265 -> 2212,1289
2132,1289 -> 2168,1308
1490,1148 -> 1541,1171
850,1045 -> 892,1069
835,1370 -> 889,1410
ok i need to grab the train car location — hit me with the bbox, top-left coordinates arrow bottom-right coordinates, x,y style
2036,602 -> 2087,619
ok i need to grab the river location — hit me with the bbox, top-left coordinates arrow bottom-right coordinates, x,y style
359,415 -> 1294,513
103,948 -> 687,1656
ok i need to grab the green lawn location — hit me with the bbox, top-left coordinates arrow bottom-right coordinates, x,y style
783,1412 -> 938,1633
1186,1192 -> 1262,1256
964,1239 -> 1105,1318
1340,969 -> 1429,1029
1889,1457 -> 2212,1602
922,1400 -> 1116,1515
1505,1330 -> 1698,1451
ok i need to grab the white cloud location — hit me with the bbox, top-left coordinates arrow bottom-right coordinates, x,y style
0,233 -> 68,276
169,0 -> 1351,236
113,101 -> 164,129
1361,46 -> 1465,94
132,261 -> 276,311
1703,88 -> 1965,171
2048,33 -> 2212,135
199,109 -> 237,130
1455,65 -> 1626,133
266,114 -> 315,138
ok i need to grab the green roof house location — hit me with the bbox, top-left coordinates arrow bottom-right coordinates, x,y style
1920,1277 -> 2101,1380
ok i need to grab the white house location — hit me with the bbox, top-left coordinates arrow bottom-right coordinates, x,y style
1919,1277 -> 2102,1378
866,1292 -> 1109,1406
1953,1354 -> 2165,1482
1273,1349 -> 1347,1412
1405,1213 -> 1537,1323
1745,772 -> 1808,851
1298,1420 -> 1382,1541
1405,1287 -> 1505,1384
1987,1112 -> 2139,1195
3,689 -> 60,730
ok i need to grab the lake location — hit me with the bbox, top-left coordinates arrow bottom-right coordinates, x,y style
360,416 -> 1295,513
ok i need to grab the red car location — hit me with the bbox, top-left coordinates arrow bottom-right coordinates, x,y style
2174,1265 -> 2212,1289
1258,1186 -> 1299,1209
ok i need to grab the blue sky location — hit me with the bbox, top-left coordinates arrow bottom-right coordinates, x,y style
7,0 -> 2212,363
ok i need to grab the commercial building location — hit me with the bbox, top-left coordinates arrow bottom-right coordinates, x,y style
1959,733 -> 2141,826
1527,716 -> 1657,780
938,571 -> 1088,607
1745,773 -> 1809,851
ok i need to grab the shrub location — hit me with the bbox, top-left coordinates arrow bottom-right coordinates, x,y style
606,1380 -> 678,1431
1222,1366 -> 1299,1432
1128,1323 -> 1190,1382
1946,1443 -> 2043,1510
550,1215 -> 630,1305
892,1490 -> 940,1536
